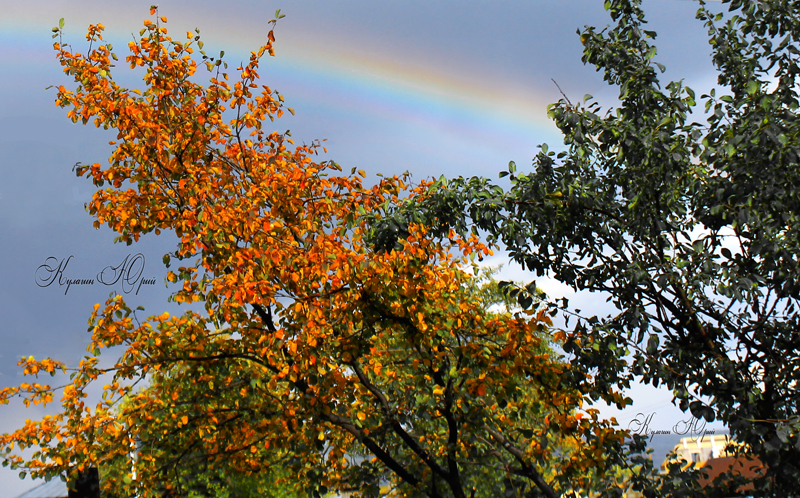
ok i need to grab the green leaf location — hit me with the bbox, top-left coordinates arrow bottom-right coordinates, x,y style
59,18 -> 65,29
776,424 -> 792,443
646,334 -> 659,355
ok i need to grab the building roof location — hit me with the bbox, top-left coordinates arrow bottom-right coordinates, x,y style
697,455 -> 765,491
12,479 -> 68,498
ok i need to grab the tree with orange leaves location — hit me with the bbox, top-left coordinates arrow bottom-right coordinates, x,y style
0,9 -> 633,498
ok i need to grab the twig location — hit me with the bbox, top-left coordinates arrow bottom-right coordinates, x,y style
551,79 -> 574,107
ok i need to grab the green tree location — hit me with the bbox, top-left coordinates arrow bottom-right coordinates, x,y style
99,366 -> 302,498
372,0 -> 800,495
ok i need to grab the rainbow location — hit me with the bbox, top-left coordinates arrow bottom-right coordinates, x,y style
3,3 -> 565,176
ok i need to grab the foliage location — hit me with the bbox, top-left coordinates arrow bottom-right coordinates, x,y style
102,459 -> 298,498
0,9 -> 636,498
99,374 -> 302,498
372,0 -> 800,495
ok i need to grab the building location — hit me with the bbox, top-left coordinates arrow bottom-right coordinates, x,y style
662,435 -> 765,494
665,434 -> 735,467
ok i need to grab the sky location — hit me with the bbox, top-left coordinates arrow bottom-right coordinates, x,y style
1,0 -> 727,494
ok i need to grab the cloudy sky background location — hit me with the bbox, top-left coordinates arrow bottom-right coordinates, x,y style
1,0 -> 727,494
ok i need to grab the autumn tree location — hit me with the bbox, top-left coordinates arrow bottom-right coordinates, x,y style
372,0 -> 800,495
98,267 -> 612,498
0,10 -> 635,498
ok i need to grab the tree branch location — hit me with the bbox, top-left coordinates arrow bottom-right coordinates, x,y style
482,425 -> 557,498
